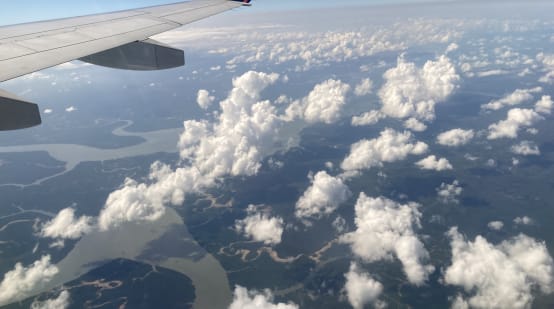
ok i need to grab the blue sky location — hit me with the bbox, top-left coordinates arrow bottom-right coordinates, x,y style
0,0 -> 431,26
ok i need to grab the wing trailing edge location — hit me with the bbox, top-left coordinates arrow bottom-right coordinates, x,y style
0,90 -> 41,131
79,39 -> 185,71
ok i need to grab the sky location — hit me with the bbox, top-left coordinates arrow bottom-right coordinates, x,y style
0,0 -> 438,26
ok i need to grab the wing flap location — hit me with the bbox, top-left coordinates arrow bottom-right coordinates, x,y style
0,90 -> 41,131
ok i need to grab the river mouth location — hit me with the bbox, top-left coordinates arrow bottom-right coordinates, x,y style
23,207 -> 232,309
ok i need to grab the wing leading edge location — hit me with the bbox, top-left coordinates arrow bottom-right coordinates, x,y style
0,0 -> 251,131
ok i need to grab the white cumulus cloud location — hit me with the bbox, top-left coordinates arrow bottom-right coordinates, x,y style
378,55 -> 459,129
229,286 -> 298,309
436,129 -> 475,147
0,256 -> 58,306
285,79 -> 351,124
354,78 -> 373,96
415,155 -> 453,171
341,193 -> 435,285
295,171 -> 351,219
488,221 -> 504,231
488,108 -> 543,140
341,129 -> 428,173
40,208 -> 94,240
481,87 -> 541,111
31,291 -> 70,309
444,228 -> 554,309
197,89 -> 215,109
535,95 -> 553,115
344,263 -> 385,309
97,71 -> 282,230
511,141 -> 540,156
235,205 -> 284,245
437,180 -> 462,204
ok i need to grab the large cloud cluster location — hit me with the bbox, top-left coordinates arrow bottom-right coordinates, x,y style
295,171 -> 351,219
341,129 -> 428,174
235,205 -> 284,245
444,228 -> 554,309
341,193 -> 434,285
284,79 -> 351,124
377,55 -> 460,130
228,286 -> 299,309
0,256 -> 58,305
97,71 -> 281,230
344,263 -> 385,309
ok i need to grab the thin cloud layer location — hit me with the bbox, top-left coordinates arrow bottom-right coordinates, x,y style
341,193 -> 434,285
295,171 -> 351,219
444,228 -> 554,309
235,205 -> 284,245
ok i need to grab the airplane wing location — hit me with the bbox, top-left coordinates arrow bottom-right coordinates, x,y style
0,0 -> 251,131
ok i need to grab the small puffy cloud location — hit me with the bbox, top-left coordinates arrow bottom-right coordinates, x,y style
341,193 -> 434,285
344,263 -> 385,309
341,129 -> 428,173
511,141 -> 540,156
228,286 -> 298,309
295,171 -> 351,219
481,87 -> 541,111
31,291 -> 70,309
65,106 -> 76,112
445,43 -> 459,54
40,208 -> 94,240
285,79 -> 351,124
351,110 -> 384,127
415,155 -> 453,171
437,180 -> 462,204
0,256 -> 59,305
488,108 -> 543,140
235,205 -> 284,245
354,78 -> 373,96
43,109 -> 53,114
404,117 -> 427,132
436,129 -> 474,147
197,89 -> 215,110
444,228 -> 554,309
488,221 -> 504,231
514,216 -> 533,226
535,95 -> 553,115
378,55 -> 459,128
